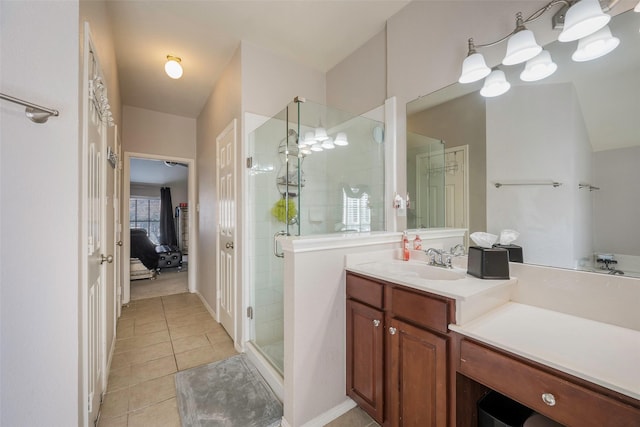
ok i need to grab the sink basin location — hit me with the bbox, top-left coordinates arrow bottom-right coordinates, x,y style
367,260 -> 466,281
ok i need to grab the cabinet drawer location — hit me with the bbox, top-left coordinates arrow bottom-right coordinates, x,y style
459,340 -> 640,427
389,287 -> 451,334
346,273 -> 384,309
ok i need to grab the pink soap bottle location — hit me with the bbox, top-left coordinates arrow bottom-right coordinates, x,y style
413,234 -> 422,251
402,231 -> 410,261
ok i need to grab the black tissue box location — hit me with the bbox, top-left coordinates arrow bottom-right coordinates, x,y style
492,244 -> 523,263
467,246 -> 510,280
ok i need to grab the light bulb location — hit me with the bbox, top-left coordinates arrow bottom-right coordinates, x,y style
165,56 -> 183,79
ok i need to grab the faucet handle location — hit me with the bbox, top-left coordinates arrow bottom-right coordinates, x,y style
450,244 -> 466,256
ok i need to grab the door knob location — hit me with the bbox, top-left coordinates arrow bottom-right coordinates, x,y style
116,240 -> 123,246
225,242 -> 234,249
101,254 -> 114,264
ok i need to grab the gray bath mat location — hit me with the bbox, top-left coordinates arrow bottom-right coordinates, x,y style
175,354 -> 282,427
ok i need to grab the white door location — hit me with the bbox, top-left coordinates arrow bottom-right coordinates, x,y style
444,146 -> 468,229
82,24 -> 109,426
113,128 -> 123,318
216,120 -> 237,341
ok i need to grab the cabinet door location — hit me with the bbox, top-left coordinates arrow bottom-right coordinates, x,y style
389,318 -> 447,427
347,299 -> 385,423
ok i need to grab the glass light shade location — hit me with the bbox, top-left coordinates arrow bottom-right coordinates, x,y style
310,143 -> 323,152
572,26 -> 620,62
458,52 -> 491,84
300,148 -> 312,156
558,0 -> 610,42
314,127 -> 328,141
321,137 -> 335,150
334,132 -> 349,146
635,0 -> 640,12
480,70 -> 511,98
164,58 -> 183,79
502,29 -> 542,65
299,131 -> 315,148
520,50 -> 558,82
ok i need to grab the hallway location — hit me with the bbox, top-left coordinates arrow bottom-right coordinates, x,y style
98,293 -> 236,426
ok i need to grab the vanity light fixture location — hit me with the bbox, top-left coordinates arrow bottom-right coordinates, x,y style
520,50 -> 558,81
334,132 -> 349,146
321,137 -> 336,150
558,0 -> 610,42
458,39 -> 491,83
635,0 -> 640,12
502,13 -> 543,65
458,0 -> 620,97
165,55 -> 183,79
310,142 -> 324,152
571,25 -> 620,61
480,69 -> 511,97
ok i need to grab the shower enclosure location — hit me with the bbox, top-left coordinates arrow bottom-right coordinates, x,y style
247,98 -> 386,375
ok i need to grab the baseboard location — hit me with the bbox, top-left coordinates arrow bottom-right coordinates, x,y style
295,398 -> 357,427
195,291 -> 217,320
104,334 -> 117,391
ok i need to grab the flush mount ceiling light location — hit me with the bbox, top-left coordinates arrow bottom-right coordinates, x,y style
571,25 -> 620,61
457,0 -> 622,97
165,55 -> 183,79
558,0 -> 611,42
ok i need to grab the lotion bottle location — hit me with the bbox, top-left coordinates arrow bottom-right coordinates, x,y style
413,234 -> 422,251
402,231 -> 410,261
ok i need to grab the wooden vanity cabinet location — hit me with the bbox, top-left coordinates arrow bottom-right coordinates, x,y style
346,272 -> 455,427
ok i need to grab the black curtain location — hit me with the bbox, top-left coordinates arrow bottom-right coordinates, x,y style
159,187 -> 178,246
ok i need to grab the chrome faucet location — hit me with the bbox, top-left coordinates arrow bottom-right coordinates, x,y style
424,248 -> 452,269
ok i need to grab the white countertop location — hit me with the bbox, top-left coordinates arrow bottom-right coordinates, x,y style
346,261 -> 515,301
450,302 -> 640,400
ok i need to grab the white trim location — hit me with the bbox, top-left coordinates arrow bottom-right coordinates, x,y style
279,229 -> 467,254
122,151 -> 197,304
245,342 -> 284,401
385,96 -> 398,232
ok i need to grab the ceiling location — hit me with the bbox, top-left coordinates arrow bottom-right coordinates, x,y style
106,0 -> 410,118
130,158 -> 188,185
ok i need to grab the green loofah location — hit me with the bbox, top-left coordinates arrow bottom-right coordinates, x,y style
271,198 -> 297,223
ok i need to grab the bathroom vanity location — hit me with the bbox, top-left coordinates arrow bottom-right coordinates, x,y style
345,254 -> 640,426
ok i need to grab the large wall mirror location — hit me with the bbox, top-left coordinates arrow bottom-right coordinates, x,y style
407,8 -> 639,276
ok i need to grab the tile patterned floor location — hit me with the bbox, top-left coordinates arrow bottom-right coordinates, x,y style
98,293 -> 237,427
98,292 -> 379,427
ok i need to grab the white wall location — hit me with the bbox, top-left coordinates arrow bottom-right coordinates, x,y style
592,146 -> 640,256
0,1 -> 81,425
486,84 -> 592,269
122,105 -> 196,159
196,47 -> 242,320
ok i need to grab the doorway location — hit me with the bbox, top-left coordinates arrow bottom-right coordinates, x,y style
122,152 -> 197,304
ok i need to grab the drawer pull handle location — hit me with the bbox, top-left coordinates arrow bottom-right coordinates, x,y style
542,393 -> 556,406
389,327 -> 397,335
373,320 -> 380,328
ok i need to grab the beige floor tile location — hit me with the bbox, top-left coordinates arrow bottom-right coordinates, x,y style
117,317 -> 135,329
174,345 -> 216,371
128,397 -> 181,427
97,414 -> 127,427
172,333 -> 210,354
128,374 -> 176,412
163,304 -> 207,320
165,311 -> 213,328
134,319 -> 168,335
115,330 -> 171,353
132,311 -> 166,326
206,327 -> 232,345
100,388 -> 129,419
324,407 -> 379,427
130,355 -> 177,385
168,320 -> 216,340
115,323 -> 134,339
107,365 -> 132,392
126,341 -> 174,365
212,341 -> 238,362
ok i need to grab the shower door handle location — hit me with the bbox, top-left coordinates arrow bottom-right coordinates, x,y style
274,231 -> 287,258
